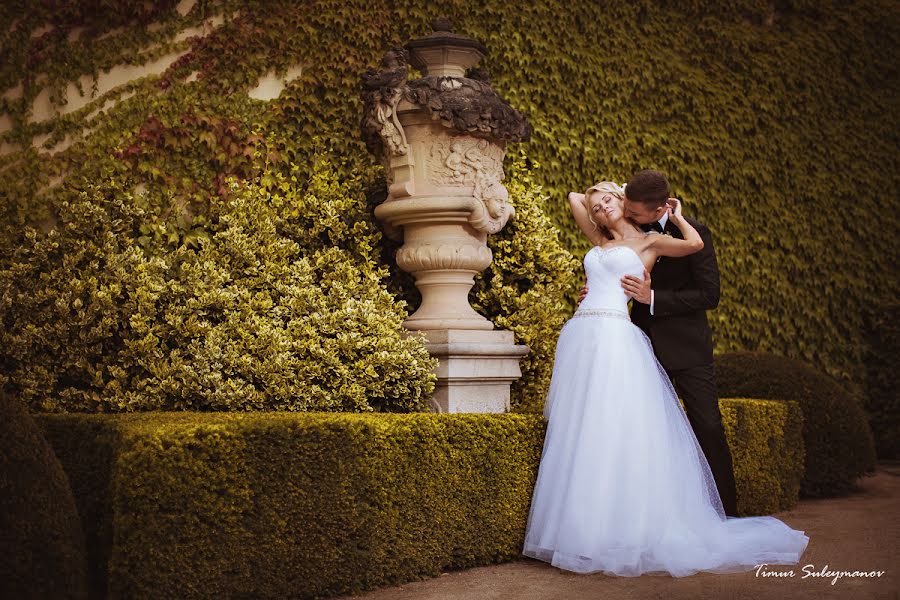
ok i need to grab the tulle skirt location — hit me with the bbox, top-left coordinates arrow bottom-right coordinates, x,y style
522,312 -> 810,576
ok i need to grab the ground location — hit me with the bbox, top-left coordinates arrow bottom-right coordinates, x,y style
345,462 -> 899,600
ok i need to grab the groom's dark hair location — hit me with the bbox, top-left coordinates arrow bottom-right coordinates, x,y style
625,170 -> 670,207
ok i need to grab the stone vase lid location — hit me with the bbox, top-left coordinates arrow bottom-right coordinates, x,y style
404,16 -> 489,76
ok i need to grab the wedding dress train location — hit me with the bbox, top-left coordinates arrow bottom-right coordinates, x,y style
522,244 -> 809,576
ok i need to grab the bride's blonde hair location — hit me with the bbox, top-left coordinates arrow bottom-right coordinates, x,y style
584,181 -> 626,240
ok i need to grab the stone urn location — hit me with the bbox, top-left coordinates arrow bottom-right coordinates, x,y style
360,17 -> 532,413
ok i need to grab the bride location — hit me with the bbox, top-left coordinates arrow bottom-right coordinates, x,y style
521,181 -> 810,577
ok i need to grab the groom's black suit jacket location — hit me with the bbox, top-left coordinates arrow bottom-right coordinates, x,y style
629,216 -> 719,371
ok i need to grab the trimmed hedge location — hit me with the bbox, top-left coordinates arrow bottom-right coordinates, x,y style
37,412 -> 545,599
715,352 -> 877,497
720,398 -> 804,516
862,302 -> 900,459
0,391 -> 88,600
36,404 -> 801,599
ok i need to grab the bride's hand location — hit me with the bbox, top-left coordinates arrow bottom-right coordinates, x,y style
666,197 -> 683,219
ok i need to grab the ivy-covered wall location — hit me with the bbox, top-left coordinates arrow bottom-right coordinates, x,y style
1,0 -> 897,396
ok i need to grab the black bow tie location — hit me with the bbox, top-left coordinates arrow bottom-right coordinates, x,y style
642,221 -> 665,234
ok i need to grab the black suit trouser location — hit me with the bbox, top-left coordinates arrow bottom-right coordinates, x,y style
665,363 -> 739,517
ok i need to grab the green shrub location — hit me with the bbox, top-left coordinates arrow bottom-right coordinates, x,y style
720,398 -> 804,515
715,352 -> 877,497
34,406 -> 802,598
0,391 -> 88,600
0,147 -> 437,413
862,303 -> 899,459
36,412 -> 546,600
471,149 -> 581,413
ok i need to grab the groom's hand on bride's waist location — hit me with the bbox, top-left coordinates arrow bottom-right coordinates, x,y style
621,269 -> 652,304
578,284 -> 587,304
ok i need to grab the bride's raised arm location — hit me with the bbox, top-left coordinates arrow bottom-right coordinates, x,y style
568,191 -> 607,246
647,198 -> 704,258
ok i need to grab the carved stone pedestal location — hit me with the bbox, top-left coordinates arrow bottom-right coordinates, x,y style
419,329 -> 530,413
361,17 -> 533,413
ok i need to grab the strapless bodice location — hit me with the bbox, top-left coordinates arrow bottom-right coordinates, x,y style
577,245 -> 646,315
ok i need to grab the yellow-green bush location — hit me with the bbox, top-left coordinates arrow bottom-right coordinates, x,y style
35,412 -> 546,599
0,127 -> 578,414
0,148 -> 437,413
720,398 -> 804,515
34,404 -> 802,598
715,352 -> 877,497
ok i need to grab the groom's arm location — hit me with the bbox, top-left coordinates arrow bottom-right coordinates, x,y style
652,221 -> 720,316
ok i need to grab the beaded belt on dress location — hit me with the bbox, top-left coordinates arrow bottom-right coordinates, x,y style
570,308 -> 631,321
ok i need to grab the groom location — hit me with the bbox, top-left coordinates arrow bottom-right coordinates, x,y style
579,169 -> 739,517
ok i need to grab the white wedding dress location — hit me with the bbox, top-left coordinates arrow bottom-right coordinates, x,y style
522,244 -> 809,576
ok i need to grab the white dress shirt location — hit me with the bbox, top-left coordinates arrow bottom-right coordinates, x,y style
649,212 -> 669,316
